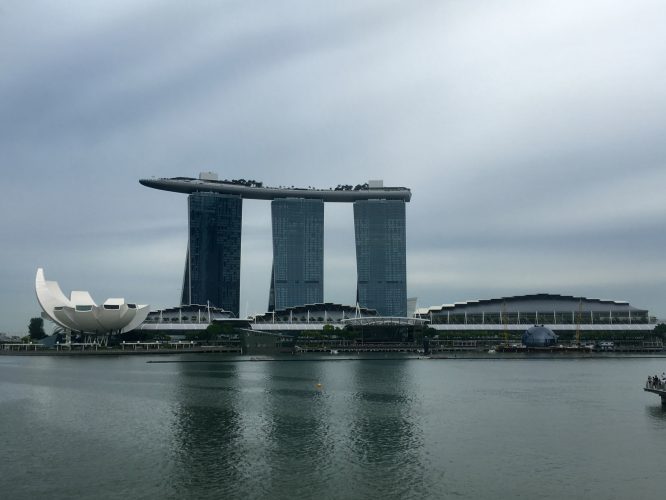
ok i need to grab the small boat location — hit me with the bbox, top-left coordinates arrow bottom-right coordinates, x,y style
330,349 -> 339,355
487,348 -> 496,354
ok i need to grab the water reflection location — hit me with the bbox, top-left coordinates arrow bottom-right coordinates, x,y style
169,362 -> 247,499
645,404 -> 666,427
6,357 -> 666,499
167,360 -> 337,499
165,359 -> 430,498
261,361 -> 333,499
348,360 -> 428,499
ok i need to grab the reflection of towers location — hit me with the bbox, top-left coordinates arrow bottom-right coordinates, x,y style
181,192 -> 242,316
354,200 -> 407,317
171,362 -> 248,495
269,198 -> 324,311
348,360 -> 425,496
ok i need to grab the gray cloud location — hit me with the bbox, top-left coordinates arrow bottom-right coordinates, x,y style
1,0 -> 665,333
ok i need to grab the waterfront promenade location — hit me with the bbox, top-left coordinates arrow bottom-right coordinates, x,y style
0,342 -> 240,356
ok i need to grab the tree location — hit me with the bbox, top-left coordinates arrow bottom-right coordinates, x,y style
28,317 -> 46,340
205,322 -> 234,341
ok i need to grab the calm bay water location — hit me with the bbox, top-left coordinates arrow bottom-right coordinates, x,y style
1,354 -> 665,499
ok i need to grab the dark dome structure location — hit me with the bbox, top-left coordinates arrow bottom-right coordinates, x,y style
522,325 -> 557,347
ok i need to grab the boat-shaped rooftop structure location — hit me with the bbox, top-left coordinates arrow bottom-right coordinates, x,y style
139,176 -> 411,202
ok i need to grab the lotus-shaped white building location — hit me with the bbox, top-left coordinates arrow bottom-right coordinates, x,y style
35,268 -> 149,334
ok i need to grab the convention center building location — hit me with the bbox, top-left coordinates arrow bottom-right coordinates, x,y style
414,293 -> 654,333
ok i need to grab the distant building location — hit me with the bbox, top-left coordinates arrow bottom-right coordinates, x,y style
254,303 -> 378,325
269,198 -> 324,311
143,304 -> 236,324
407,297 -> 418,317
139,304 -> 249,335
354,199 -> 407,317
181,192 -> 242,316
415,293 -> 653,332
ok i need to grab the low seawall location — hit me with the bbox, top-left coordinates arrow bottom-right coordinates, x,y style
0,346 -> 241,356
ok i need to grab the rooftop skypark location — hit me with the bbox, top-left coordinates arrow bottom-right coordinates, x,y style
139,174 -> 411,202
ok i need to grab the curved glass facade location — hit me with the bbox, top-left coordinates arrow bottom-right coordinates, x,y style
181,192 -> 242,316
269,198 -> 324,311
354,200 -> 407,317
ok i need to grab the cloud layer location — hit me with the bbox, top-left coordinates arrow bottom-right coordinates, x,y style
1,0 -> 665,333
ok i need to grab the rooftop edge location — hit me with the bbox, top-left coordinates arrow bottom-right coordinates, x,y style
139,177 -> 412,202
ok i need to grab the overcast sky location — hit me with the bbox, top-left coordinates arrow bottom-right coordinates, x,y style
1,0 -> 665,334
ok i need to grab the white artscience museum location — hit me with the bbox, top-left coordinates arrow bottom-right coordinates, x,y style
35,268 -> 149,336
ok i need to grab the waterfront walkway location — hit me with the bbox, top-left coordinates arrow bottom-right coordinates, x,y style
644,379 -> 666,405
0,344 -> 241,356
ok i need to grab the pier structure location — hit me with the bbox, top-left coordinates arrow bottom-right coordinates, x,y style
645,379 -> 666,405
140,174 -> 411,317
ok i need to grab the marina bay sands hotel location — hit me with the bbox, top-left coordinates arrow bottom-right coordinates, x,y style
140,173 -> 411,318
